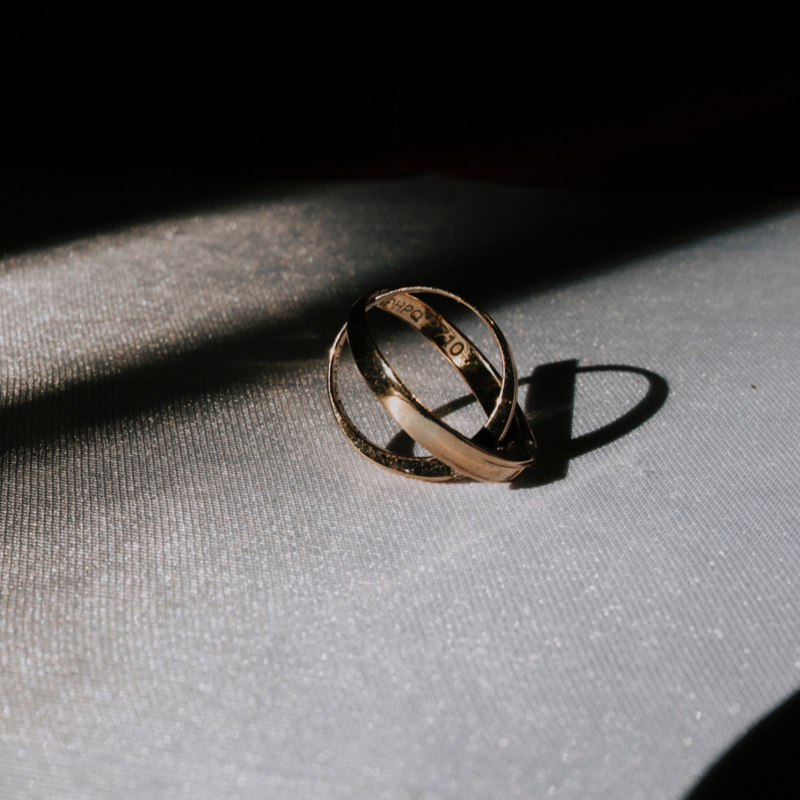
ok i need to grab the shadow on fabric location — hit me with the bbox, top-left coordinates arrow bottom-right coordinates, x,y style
513,360 -> 669,488
4,180 -> 783,470
685,689 -> 800,799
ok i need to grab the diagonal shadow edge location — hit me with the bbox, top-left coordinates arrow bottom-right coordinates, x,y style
0,171 -> 325,260
0,178 -> 777,461
1,172 -> 796,266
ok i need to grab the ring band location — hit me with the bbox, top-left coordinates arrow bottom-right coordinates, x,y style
348,288 -> 533,481
328,287 -> 535,483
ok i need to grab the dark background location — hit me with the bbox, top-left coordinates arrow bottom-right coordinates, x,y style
2,8 -> 799,253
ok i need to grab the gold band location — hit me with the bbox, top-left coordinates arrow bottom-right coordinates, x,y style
327,287 -> 535,482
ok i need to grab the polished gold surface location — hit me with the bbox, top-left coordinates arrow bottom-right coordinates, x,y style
328,287 -> 535,482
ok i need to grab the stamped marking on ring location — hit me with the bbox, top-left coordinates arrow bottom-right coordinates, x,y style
379,295 -> 471,363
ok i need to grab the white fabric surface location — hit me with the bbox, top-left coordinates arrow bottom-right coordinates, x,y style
1,177 -> 799,799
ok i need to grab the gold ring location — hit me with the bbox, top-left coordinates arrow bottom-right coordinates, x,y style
327,287 -> 535,482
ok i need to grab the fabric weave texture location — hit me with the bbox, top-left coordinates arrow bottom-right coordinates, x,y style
1,177 -> 799,799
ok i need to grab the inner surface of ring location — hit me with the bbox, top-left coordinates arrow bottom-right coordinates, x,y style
370,292 -> 505,450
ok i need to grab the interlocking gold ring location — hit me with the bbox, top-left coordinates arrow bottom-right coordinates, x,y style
327,287 -> 535,482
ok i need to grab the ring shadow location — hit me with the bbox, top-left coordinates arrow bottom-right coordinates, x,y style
385,359 -> 669,486
685,688 -> 800,799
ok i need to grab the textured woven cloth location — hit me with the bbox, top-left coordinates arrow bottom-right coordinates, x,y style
1,177 -> 799,799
